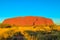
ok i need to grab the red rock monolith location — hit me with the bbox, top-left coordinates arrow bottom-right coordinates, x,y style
2,16 -> 54,26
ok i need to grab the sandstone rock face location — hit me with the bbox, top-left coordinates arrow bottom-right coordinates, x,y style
3,16 -> 54,26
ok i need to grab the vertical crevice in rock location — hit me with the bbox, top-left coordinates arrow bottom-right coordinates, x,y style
33,18 -> 38,28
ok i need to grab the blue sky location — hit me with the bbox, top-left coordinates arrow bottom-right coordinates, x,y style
0,0 -> 60,25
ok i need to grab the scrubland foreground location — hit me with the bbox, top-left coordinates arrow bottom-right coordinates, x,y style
0,24 -> 60,40
0,16 -> 59,40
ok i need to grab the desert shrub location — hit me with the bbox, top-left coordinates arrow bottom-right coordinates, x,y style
0,24 -> 11,28
25,31 -> 38,40
25,30 -> 60,40
25,31 -> 37,35
25,31 -> 38,38
12,32 -> 26,40
1,32 -> 26,40
37,30 -> 60,40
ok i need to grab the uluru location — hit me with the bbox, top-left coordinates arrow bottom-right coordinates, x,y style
2,16 -> 54,26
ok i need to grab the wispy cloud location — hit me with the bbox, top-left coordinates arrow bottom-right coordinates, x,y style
52,18 -> 60,25
0,17 -> 8,23
0,18 -> 4,23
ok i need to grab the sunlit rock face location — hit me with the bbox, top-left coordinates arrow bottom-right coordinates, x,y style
2,16 -> 54,26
